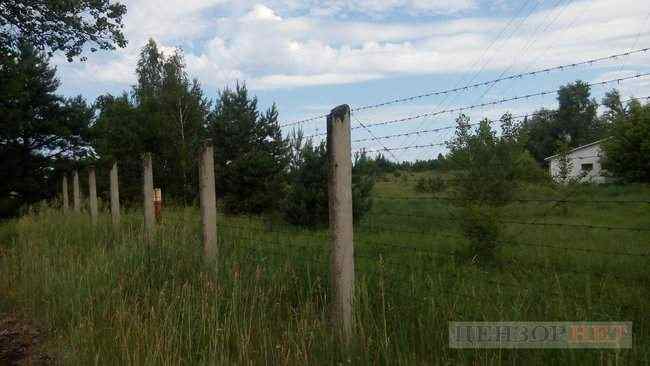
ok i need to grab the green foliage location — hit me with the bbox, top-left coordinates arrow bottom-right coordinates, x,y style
446,113 -> 539,205
207,83 -> 289,214
0,42 -> 93,217
282,134 -> 376,227
1,0 -> 127,61
552,138 -> 579,184
520,81 -> 605,163
602,98 -> 650,182
352,152 -> 376,221
446,113 -> 544,261
283,137 -> 328,227
414,176 -> 446,194
370,153 -> 445,174
2,184 -> 650,364
92,40 -> 210,203
458,205 -> 500,264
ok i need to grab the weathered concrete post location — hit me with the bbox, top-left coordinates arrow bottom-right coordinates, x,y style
327,104 -> 355,341
110,162 -> 121,226
88,166 -> 98,225
62,175 -> 69,212
199,140 -> 218,261
143,153 -> 155,238
73,170 -> 81,212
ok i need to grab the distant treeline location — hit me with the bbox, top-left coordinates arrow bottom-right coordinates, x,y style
2,38 -> 649,220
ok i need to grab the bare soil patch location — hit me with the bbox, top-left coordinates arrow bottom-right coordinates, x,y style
0,314 -> 53,365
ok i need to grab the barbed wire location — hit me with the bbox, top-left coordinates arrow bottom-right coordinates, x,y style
279,48 -> 650,128
352,116 -> 399,160
502,240 -> 649,257
219,223 -> 328,239
354,142 -> 447,154
370,211 -> 650,232
375,195 -> 650,205
224,232 -> 324,252
502,258 -> 649,283
348,96 -> 650,144
239,246 -> 326,266
351,72 -> 650,131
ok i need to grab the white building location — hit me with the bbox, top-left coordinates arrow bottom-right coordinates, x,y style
545,139 -> 609,184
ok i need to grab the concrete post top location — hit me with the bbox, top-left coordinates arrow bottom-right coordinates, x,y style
328,105 -> 350,120
203,138 -> 213,147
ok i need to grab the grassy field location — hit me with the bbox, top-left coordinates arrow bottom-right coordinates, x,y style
1,172 -> 649,364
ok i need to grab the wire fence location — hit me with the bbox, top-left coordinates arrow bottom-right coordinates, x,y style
223,48 -> 650,317
57,42 -> 650,339
212,176 -> 649,307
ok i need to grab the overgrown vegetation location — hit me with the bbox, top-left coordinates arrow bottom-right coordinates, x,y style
282,133 -> 376,227
1,180 -> 649,364
445,113 -> 545,262
603,97 -> 650,183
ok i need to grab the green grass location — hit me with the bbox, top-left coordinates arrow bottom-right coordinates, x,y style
1,177 -> 649,364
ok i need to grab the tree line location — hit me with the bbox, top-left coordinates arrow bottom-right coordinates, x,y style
2,1 -> 649,220
1,39 -> 379,224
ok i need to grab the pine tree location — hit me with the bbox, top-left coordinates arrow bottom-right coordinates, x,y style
206,83 -> 290,214
282,134 -> 376,227
1,41 -> 92,216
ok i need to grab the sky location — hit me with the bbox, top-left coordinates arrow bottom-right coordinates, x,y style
52,0 -> 650,161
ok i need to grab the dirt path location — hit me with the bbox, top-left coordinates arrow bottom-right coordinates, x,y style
0,314 -> 53,365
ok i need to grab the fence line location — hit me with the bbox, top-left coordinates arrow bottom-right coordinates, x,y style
55,59 -> 650,343
280,48 -> 650,128
351,72 -> 650,131
375,195 -> 650,205
347,96 -> 650,144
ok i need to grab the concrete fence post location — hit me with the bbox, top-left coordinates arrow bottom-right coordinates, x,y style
199,140 -> 218,262
73,170 -> 81,212
110,162 -> 120,226
62,175 -> 69,212
327,104 -> 355,341
143,153 -> 155,238
88,166 -> 98,225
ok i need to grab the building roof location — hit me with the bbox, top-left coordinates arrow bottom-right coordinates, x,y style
544,138 -> 610,161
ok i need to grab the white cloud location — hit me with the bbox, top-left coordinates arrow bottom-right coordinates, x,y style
242,4 -> 283,21
253,72 -> 384,88
174,0 -> 650,89
53,0 -> 650,94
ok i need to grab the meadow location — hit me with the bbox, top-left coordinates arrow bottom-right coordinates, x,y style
1,172 -> 649,364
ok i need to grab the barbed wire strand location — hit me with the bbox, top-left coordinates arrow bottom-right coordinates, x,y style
280,48 -> 650,128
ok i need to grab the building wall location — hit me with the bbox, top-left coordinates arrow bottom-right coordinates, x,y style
549,143 -> 608,184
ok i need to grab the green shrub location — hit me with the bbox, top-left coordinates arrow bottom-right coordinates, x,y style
282,140 -> 375,227
459,205 -> 501,264
414,176 -> 446,194
602,98 -> 650,183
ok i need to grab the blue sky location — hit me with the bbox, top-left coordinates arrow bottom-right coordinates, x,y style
52,0 -> 650,161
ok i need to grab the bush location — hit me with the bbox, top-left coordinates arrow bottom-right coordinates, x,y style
602,99 -> 650,183
414,176 -> 446,194
446,114 -> 540,261
282,139 -> 375,227
459,205 -> 501,264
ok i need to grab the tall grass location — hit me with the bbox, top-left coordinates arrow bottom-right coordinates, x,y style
1,182 -> 649,364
